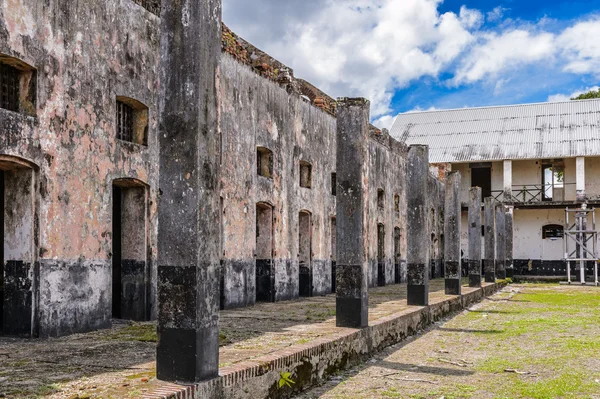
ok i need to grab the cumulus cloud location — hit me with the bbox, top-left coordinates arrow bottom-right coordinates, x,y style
548,86 -> 600,102
453,29 -> 555,84
558,17 -> 600,75
486,6 -> 508,22
226,0 -> 477,118
223,1 -> 600,123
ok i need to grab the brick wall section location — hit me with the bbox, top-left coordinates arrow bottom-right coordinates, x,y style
144,282 -> 506,399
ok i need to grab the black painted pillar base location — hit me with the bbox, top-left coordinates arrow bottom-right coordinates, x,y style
468,260 -> 482,287
336,264 -> 368,328
407,283 -> 429,306
445,279 -> 461,295
157,265 -> 219,383
483,259 -> 495,283
157,325 -> 220,383
469,274 -> 482,287
495,265 -> 507,280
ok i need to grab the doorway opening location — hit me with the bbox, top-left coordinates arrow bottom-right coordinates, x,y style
331,217 -> 336,293
0,158 -> 36,336
377,223 -> 386,286
298,211 -> 312,297
394,227 -> 401,284
256,203 -> 275,302
471,166 -> 491,200
112,180 -> 148,321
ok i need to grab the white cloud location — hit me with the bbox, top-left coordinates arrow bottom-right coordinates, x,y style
453,29 -> 555,84
558,18 -> 600,75
372,114 -> 398,130
548,86 -> 599,102
224,2 -> 600,117
227,0 -> 477,118
486,6 -> 507,22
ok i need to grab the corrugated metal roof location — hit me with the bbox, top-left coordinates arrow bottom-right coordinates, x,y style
390,99 -> 600,163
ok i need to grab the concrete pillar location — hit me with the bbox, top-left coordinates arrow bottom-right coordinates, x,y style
495,203 -> 506,279
503,160 -> 512,201
483,197 -> 496,283
468,187 -> 482,287
505,206 -> 514,275
444,171 -> 461,295
335,98 -> 370,328
407,145 -> 430,305
576,157 -> 586,201
156,0 -> 221,383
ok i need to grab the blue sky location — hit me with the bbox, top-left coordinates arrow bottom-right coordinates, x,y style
223,0 -> 600,128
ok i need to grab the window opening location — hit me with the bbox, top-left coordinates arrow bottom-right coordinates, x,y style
300,161 -> 312,188
542,224 -> 564,239
331,173 -> 336,196
257,147 -> 273,179
377,189 -> 385,209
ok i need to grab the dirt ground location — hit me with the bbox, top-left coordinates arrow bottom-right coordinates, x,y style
0,279 -> 469,399
297,284 -> 600,399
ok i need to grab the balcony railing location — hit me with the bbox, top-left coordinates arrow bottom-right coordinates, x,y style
491,183 -> 576,204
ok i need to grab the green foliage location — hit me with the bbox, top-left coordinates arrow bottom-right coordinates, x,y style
278,371 -> 295,389
571,88 -> 600,100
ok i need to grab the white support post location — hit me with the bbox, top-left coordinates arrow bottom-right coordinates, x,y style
576,157 -> 586,202
503,160 -> 512,202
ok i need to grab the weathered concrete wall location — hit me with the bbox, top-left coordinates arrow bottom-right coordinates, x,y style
0,0 -> 160,336
367,129 -> 407,287
219,53 -> 338,306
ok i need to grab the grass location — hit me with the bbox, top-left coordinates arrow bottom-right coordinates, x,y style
311,284 -> 600,399
103,323 -> 157,342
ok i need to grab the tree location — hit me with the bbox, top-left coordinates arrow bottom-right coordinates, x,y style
571,88 -> 600,100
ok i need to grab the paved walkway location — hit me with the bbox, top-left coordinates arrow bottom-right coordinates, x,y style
0,278 -> 477,398
297,284 -> 600,399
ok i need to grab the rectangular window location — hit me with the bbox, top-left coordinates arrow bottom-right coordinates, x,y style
394,194 -> 400,213
257,147 -> 273,178
0,63 -> 20,112
377,189 -> 385,209
331,173 -> 336,196
116,97 -> 149,146
300,161 -> 312,188
116,100 -> 134,143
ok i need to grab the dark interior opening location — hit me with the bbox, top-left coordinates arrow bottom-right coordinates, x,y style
299,211 -> 312,297
112,186 -> 123,318
331,217 -> 336,293
377,223 -> 385,287
0,171 -> 4,333
471,167 -> 491,200
394,227 -> 401,284
112,182 -> 148,321
256,203 -> 274,302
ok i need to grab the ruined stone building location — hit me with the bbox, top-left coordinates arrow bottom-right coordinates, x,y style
0,0 -> 448,338
394,100 -> 600,278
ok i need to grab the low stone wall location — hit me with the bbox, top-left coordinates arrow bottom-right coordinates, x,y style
144,282 -> 504,399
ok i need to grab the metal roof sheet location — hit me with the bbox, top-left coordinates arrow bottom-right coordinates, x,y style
390,99 -> 600,163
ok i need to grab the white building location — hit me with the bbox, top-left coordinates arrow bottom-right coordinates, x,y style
392,99 -> 600,277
